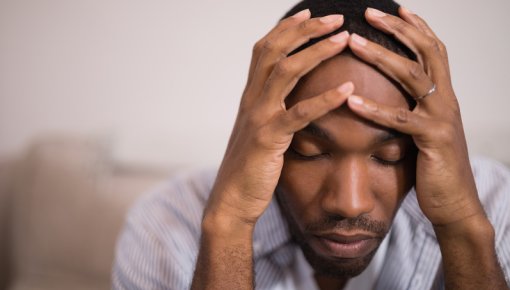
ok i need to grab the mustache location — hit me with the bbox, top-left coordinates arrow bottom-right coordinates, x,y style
304,215 -> 388,236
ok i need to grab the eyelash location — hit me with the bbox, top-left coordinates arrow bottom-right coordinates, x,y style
288,147 -> 329,161
371,155 -> 406,167
289,147 -> 406,166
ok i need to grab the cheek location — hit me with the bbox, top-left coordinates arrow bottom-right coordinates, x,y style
370,159 -> 416,220
279,158 -> 328,226
279,156 -> 416,225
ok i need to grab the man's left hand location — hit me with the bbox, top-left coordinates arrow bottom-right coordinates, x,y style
346,7 -> 484,229
345,7 -> 509,289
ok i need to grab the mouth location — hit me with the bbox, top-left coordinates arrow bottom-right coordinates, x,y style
310,233 -> 380,259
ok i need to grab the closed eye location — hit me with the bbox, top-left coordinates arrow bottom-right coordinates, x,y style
288,146 -> 329,161
371,155 -> 406,167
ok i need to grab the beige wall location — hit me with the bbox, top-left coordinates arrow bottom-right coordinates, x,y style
1,0 -> 509,168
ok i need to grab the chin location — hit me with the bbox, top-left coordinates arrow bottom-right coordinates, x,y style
274,187 -> 389,278
299,237 -> 380,278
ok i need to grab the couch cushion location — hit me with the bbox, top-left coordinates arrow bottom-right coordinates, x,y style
8,137 -> 168,290
0,157 -> 19,289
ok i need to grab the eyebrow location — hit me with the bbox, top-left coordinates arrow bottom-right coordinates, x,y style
300,122 -> 405,144
376,129 -> 405,144
301,123 -> 333,141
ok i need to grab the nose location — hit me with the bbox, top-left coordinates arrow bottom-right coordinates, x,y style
320,157 -> 375,218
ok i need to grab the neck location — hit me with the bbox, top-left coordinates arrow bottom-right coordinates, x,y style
314,273 -> 349,290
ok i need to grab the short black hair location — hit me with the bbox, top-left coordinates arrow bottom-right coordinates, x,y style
282,0 -> 415,60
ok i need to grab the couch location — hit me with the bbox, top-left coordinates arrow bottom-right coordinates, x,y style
0,137 -> 171,290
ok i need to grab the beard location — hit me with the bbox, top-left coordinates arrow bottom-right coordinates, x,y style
275,186 -> 390,279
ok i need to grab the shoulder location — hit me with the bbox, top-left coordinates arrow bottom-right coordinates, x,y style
470,156 -> 510,202
112,168 -> 217,289
382,157 -> 510,288
123,167 -> 218,252
127,168 -> 217,226
469,157 -> 510,234
469,157 -> 510,248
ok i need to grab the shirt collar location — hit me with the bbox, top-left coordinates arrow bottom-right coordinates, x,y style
253,197 -> 293,257
400,188 -> 436,237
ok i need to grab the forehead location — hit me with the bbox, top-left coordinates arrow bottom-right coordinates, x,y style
287,54 -> 410,145
289,54 -> 407,108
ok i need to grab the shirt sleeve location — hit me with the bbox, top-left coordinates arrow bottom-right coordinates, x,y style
112,171 -> 212,290
471,157 -> 510,285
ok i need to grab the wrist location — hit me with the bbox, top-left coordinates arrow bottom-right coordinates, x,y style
434,214 -> 495,247
433,214 -> 506,289
202,208 -> 256,242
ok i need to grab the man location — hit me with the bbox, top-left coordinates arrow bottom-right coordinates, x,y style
113,0 -> 510,289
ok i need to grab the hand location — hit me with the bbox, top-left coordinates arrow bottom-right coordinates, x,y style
204,10 -> 353,229
346,7 -> 485,228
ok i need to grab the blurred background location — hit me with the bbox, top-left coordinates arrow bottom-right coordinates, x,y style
1,0 -> 510,168
1,1 -> 509,289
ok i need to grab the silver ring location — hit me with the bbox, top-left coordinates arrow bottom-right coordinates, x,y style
416,83 -> 436,100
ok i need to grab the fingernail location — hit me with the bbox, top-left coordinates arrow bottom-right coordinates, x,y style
338,82 -> 354,95
367,8 -> 386,18
320,14 -> 343,24
292,9 -> 311,19
349,95 -> 364,105
329,31 -> 349,43
351,33 -> 367,46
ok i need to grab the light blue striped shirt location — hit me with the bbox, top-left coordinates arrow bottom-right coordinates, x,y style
112,157 -> 510,289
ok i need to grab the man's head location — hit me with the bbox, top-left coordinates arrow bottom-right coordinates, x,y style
282,0 -> 415,60
276,0 -> 417,279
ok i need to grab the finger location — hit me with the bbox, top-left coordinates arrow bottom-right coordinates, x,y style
398,7 -> 439,42
348,33 -> 436,104
399,7 -> 451,76
279,82 -> 354,134
247,9 -> 311,85
364,8 -> 448,83
249,14 -> 345,98
347,95 -> 427,137
263,31 -> 350,108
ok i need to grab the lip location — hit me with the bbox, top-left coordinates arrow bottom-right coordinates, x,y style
310,233 -> 380,259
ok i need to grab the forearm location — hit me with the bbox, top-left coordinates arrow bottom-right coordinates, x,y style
191,212 -> 255,290
434,216 -> 509,290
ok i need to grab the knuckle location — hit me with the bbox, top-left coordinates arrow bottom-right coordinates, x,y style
391,21 -> 409,34
437,40 -> 446,51
434,123 -> 455,143
277,18 -> 288,27
292,103 -> 311,120
425,37 -> 441,54
253,126 -> 271,146
395,107 -> 409,123
253,39 -> 265,54
238,104 -> 252,117
298,19 -> 310,32
238,96 -> 253,115
244,104 -> 273,125
245,112 -> 263,128
262,39 -> 277,52
273,59 -> 294,77
365,101 -> 379,113
373,49 -> 387,68
437,40 -> 448,57
449,98 -> 461,114
408,61 -> 426,81
321,91 -> 335,106
262,76 -> 273,93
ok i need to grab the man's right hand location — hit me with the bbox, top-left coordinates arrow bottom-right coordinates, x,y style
192,10 -> 354,290
203,9 -> 353,233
